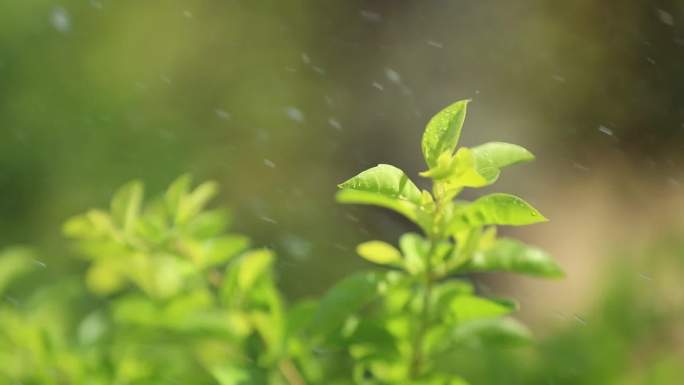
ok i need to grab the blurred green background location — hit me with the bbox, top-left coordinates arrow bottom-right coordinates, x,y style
1,0 -> 683,384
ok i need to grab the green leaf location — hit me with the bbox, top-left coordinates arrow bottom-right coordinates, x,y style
399,233 -> 428,274
450,193 -> 547,231
237,249 -> 274,290
165,174 -> 192,215
0,247 -> 36,295
86,260 -> 126,295
422,100 -> 469,168
337,164 -> 421,222
176,181 -> 219,225
357,241 -> 402,266
460,238 -> 564,277
449,295 -> 515,322
110,180 -> 144,235
471,142 -> 535,184
451,317 -> 532,347
203,234 -> 251,267
310,272 -> 380,337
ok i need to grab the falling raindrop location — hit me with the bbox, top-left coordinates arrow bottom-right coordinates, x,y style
360,10 -> 382,22
385,68 -> 401,84
656,9 -> 675,26
50,6 -> 71,33
285,107 -> 305,123
328,118 -> 342,131
215,109 -> 231,120
426,40 -> 444,48
260,216 -> 278,224
598,125 -> 614,136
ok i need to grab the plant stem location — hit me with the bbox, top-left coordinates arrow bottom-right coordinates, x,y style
410,238 -> 437,379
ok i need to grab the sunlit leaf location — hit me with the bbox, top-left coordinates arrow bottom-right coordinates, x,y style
337,164 -> 422,222
0,247 -> 35,295
86,260 -> 126,295
237,249 -> 274,291
448,295 -> 515,322
176,181 -> 219,225
450,193 -> 547,231
471,142 -> 534,184
357,241 -> 402,266
422,100 -> 469,168
110,180 -> 144,235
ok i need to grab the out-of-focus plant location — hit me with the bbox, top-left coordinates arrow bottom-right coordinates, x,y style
0,100 -> 564,385
60,175 -> 316,385
327,99 -> 563,384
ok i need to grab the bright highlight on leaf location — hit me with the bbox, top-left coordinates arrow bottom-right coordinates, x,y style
357,241 -> 403,265
450,193 -> 547,231
336,164 -> 422,222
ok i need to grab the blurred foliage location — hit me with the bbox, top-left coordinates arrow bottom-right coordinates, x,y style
435,235 -> 684,385
1,0 -> 683,384
1,176 -> 683,384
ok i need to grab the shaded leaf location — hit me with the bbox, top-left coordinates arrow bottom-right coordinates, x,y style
310,272 -> 380,337
460,238 -> 563,277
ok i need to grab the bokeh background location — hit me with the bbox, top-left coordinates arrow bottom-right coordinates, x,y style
1,0 -> 683,383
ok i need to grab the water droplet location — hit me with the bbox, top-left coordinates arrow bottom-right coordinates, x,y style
598,125 -> 614,136
260,216 -> 278,224
50,6 -> 71,33
215,109 -> 231,120
385,68 -> 401,84
328,118 -> 342,131
360,10 -> 382,22
656,9 -> 675,26
573,314 -> 587,326
426,40 -> 444,49
285,107 -> 304,123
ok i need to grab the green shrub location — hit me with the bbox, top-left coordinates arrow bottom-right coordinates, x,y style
0,100 -> 561,385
